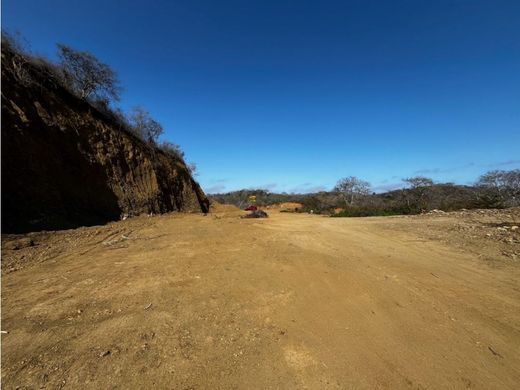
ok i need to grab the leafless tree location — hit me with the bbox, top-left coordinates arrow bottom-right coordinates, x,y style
129,106 -> 163,144
401,176 -> 434,212
334,176 -> 371,206
57,44 -> 120,102
403,176 -> 434,189
476,169 -> 520,207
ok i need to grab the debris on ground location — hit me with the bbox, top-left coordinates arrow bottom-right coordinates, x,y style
242,210 -> 269,218
389,207 -> 520,264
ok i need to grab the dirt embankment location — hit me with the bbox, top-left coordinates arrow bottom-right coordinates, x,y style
1,46 -> 209,233
2,208 -> 520,389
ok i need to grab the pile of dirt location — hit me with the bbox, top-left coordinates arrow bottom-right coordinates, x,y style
242,210 -> 269,218
1,45 -> 209,233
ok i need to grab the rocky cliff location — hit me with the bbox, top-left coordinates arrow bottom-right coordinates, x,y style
1,46 -> 209,233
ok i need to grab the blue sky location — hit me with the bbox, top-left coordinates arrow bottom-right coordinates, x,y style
3,0 -> 519,193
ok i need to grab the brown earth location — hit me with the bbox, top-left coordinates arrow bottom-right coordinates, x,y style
1,45 -> 208,234
265,202 -> 304,211
2,208 -> 520,389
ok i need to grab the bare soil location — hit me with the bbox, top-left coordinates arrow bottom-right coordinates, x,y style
2,207 -> 520,389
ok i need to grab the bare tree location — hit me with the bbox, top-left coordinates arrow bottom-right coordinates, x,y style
401,176 -> 434,212
129,106 -> 163,144
57,44 -> 120,101
403,176 -> 434,189
476,169 -> 520,207
334,176 -> 371,206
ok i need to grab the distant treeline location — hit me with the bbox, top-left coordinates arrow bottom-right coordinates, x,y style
2,31 -> 195,172
210,170 -> 520,217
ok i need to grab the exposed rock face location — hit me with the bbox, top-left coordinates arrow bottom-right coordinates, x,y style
1,46 -> 209,233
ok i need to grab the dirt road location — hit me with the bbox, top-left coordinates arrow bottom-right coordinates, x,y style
2,208 -> 520,389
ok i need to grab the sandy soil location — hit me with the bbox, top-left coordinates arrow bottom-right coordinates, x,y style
2,208 -> 520,389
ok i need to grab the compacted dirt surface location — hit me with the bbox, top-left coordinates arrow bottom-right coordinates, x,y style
2,206 -> 520,389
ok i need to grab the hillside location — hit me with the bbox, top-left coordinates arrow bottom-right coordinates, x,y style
1,44 -> 209,233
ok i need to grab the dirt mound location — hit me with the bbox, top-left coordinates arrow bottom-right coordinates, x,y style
1,45 -> 209,233
242,210 -> 269,218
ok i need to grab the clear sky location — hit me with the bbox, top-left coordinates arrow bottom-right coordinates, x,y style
3,0 -> 520,193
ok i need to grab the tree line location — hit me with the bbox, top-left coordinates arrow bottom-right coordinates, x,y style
333,170 -> 520,212
211,169 -> 520,216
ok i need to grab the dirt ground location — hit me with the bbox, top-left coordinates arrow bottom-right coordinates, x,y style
2,207 -> 520,389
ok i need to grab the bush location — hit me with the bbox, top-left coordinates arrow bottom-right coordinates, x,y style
90,98 -> 131,131
159,141 -> 185,159
331,207 -> 406,218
